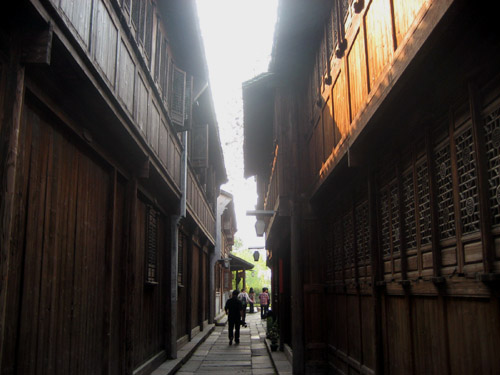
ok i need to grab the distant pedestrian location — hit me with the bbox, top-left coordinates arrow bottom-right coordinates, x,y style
259,288 -> 270,319
248,288 -> 256,313
238,288 -> 253,324
225,290 -> 244,345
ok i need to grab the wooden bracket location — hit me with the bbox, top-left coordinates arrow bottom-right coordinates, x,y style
21,22 -> 53,65
353,0 -> 365,13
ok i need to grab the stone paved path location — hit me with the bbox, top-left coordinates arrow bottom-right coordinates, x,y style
175,312 -> 276,374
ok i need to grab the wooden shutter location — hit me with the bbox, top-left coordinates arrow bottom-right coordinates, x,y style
170,66 -> 185,125
145,0 -> 153,59
190,123 -> 209,169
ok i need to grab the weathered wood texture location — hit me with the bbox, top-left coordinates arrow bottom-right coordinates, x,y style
259,0 -> 500,373
47,0 -> 216,241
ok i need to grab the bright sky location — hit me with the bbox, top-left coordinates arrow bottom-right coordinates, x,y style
196,0 -> 278,249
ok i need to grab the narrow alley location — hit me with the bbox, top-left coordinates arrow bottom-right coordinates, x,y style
152,313 -> 290,375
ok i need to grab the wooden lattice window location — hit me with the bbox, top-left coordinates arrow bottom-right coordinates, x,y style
326,217 -> 335,282
455,124 -> 480,234
380,187 -> 391,258
484,107 -> 500,227
416,158 -> 432,246
390,181 -> 401,255
434,141 -> 456,240
170,66 -> 186,125
131,0 -> 141,30
355,200 -> 370,266
144,1 -> 153,59
402,169 -> 417,250
333,218 -> 343,273
177,231 -> 185,284
184,75 -> 192,123
154,23 -> 162,83
145,206 -> 159,284
160,38 -> 169,101
343,211 -> 354,268
326,8 -> 334,59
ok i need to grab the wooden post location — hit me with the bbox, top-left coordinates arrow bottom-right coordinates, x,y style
368,172 -> 384,375
425,125 -> 442,278
124,178 -> 138,375
0,47 -> 25,372
167,215 -> 180,358
186,235 -> 193,340
103,169 -> 118,375
468,82 -> 494,275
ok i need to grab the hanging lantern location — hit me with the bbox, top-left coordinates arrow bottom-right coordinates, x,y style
253,250 -> 260,262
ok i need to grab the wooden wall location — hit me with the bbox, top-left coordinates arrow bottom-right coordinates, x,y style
315,84 -> 500,374
1,91 -> 172,374
303,0 -> 451,189
46,0 -> 216,241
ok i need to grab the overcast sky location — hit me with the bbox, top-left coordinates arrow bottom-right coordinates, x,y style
195,0 -> 278,249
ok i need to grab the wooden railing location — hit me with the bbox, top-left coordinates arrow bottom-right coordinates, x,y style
187,169 -> 216,242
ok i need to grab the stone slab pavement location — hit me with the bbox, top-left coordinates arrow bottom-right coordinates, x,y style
151,311 -> 292,375
174,311 -> 292,375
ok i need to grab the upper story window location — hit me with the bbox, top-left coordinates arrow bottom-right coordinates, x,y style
130,0 -> 154,62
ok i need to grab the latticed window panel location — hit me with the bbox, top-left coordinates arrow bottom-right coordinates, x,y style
379,188 -> 391,258
416,159 -> 432,246
341,0 -> 352,23
434,143 -> 456,240
178,231 -> 185,284
483,107 -> 500,227
402,169 -> 417,250
355,201 -> 370,266
333,218 -> 343,272
326,217 -> 335,282
343,211 -> 354,268
455,125 -> 480,234
390,181 -> 401,255
332,1 -> 339,48
146,206 -> 159,284
326,8 -> 334,59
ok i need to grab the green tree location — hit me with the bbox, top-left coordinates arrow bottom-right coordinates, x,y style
231,239 -> 271,297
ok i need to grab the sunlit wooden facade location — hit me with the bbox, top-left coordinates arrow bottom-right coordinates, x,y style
0,1 -> 226,374
244,0 -> 500,373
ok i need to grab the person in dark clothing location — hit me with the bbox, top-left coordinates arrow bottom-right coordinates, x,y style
224,290 -> 244,345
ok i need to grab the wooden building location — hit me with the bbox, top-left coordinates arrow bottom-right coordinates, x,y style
243,0 -> 500,373
214,190 -> 237,318
0,1 -> 226,374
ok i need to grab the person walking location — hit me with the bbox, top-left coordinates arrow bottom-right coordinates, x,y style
248,287 -> 256,313
238,288 -> 253,325
225,290 -> 244,345
259,287 -> 270,319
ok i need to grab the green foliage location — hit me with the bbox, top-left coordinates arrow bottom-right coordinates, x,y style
231,238 -> 271,295
266,317 -> 279,343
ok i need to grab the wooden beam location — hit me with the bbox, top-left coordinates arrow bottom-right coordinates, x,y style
20,23 -> 53,65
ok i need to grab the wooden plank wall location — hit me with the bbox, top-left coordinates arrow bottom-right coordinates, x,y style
46,0 -> 215,241
305,0 -> 444,186
1,92 -> 173,374
291,1 -> 500,373
316,87 -> 500,374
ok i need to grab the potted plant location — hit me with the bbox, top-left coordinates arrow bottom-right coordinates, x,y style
267,320 -> 279,351
269,330 -> 279,351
